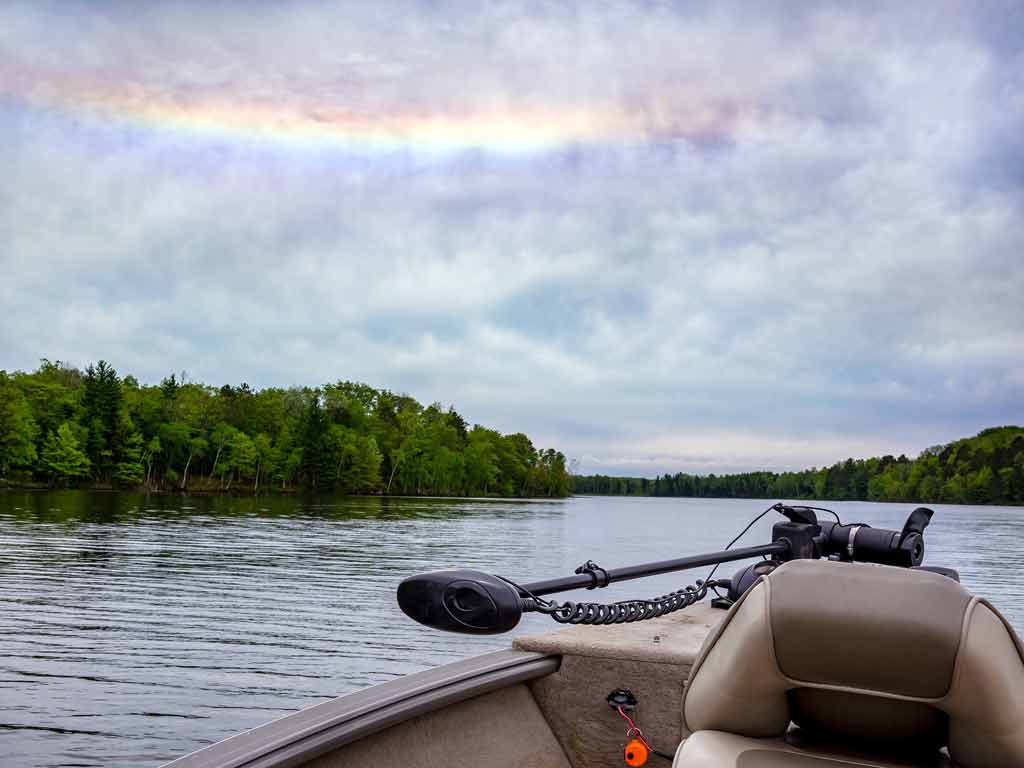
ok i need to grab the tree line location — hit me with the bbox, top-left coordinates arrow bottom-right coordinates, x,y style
572,425 -> 1024,505
0,360 -> 570,497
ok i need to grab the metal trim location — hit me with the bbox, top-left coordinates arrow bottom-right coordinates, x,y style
163,650 -> 559,768
847,525 -> 861,560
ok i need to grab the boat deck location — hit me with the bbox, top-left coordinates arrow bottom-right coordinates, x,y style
514,605 -> 724,766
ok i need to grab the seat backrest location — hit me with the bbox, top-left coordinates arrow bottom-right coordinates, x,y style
681,559 -> 1024,768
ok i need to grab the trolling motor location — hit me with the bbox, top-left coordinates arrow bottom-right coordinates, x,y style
396,504 -> 944,635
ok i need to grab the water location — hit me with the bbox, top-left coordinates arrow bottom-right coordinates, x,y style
1,492 -> 1021,768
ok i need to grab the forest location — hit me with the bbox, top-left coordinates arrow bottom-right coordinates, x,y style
0,360 -> 570,497
572,426 -> 1024,505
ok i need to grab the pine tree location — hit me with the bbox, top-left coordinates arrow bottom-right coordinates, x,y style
82,361 -> 123,480
300,394 -> 326,490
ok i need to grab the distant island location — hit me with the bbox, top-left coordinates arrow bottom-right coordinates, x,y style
0,360 -> 570,497
573,426 -> 1024,505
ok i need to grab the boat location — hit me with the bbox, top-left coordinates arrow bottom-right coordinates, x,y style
163,504 -> 1024,767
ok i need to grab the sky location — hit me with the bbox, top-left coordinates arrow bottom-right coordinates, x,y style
1,1 -> 1022,476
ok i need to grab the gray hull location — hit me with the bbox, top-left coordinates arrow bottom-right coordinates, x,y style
164,606 -> 723,768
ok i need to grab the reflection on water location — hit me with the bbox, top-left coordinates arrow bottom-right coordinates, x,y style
1,492 -> 1021,767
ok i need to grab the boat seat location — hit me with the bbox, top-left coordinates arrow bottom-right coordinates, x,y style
675,559 -> 1024,768
674,730 -> 952,767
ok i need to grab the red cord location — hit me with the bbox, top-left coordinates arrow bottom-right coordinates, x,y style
617,705 -> 654,752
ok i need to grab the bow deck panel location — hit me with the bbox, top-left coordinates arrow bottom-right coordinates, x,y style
514,604 -> 724,767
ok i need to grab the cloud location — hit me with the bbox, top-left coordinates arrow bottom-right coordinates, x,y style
1,1 -> 1022,475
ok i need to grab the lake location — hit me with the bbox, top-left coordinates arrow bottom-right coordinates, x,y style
2,491 -> 1022,767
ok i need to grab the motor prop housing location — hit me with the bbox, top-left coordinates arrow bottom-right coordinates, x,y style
397,569 -> 524,634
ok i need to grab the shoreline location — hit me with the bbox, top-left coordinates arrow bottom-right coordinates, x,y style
0,481 -> 567,501
3,482 -> 1020,506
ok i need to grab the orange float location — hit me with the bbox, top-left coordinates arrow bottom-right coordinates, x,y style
624,738 -> 649,766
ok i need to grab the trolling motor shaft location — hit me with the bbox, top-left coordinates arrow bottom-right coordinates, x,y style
396,541 -> 789,634
522,542 -> 789,596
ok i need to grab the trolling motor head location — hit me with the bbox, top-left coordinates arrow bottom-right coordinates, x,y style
816,506 -> 933,567
720,505 -> 941,605
397,569 -> 524,634
767,503 -> 933,567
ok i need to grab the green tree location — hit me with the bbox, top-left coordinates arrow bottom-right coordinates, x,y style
42,422 -> 90,486
299,395 -> 327,490
0,372 -> 38,477
158,422 -> 193,480
115,432 -> 146,486
253,433 -> 273,492
181,437 -> 208,490
144,436 -> 162,488
3,360 -> 575,498
208,423 -> 237,482
353,435 -> 383,492
81,360 -> 123,480
465,427 -> 499,495
575,427 -> 1024,506
229,431 -> 258,483
13,361 -> 80,457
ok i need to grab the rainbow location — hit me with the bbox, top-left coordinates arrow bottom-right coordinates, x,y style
1,70 -> 739,155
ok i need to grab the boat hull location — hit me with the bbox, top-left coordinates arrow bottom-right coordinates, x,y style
165,650 -> 563,768
165,606 -> 725,767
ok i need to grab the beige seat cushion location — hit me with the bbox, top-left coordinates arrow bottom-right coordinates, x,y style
678,560 -> 1024,767
674,731 -> 952,768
